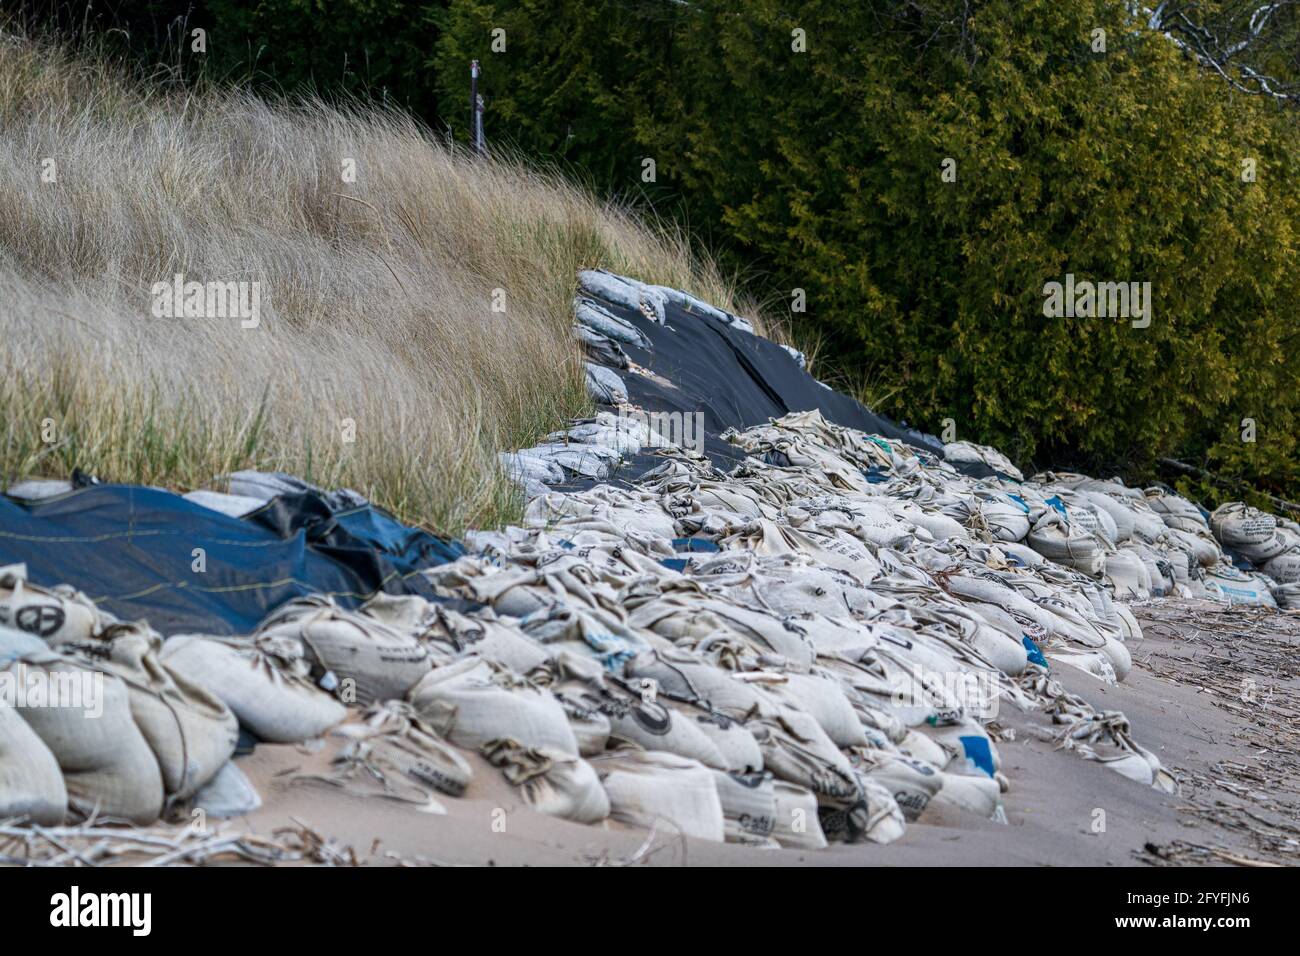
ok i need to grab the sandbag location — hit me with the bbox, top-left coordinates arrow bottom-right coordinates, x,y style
690,709 -> 764,773
483,738 -> 609,823
817,774 -> 907,844
749,712 -> 860,804
0,704 -> 67,825
593,750 -> 725,842
161,633 -> 347,743
191,760 -> 262,819
0,567 -> 99,644
919,771 -> 1004,825
1262,550 -> 1300,584
711,770 -> 778,845
257,597 -> 432,705
5,650 -> 164,824
770,781 -> 828,849
594,684 -> 727,769
1026,512 -> 1104,575
1079,491 -> 1135,543
300,701 -> 472,805
408,657 -> 579,755
550,679 -> 613,756
1145,490 -> 1209,534
1210,502 -> 1275,550
747,671 -> 868,748
859,753 -> 944,821
66,624 -> 238,803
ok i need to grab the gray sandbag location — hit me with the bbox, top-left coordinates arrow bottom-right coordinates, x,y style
161,633 -> 348,743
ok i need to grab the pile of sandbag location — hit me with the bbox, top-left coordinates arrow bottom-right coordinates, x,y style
16,371 -> 1300,849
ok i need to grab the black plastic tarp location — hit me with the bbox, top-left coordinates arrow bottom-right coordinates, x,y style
0,485 -> 463,636
577,287 -> 975,483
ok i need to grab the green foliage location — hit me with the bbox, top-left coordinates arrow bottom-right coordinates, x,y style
202,0 -> 442,115
435,0 -> 1300,501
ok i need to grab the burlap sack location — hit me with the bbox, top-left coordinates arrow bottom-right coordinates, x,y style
161,633 -> 348,743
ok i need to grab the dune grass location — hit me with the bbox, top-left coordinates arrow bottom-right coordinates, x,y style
0,29 -> 762,533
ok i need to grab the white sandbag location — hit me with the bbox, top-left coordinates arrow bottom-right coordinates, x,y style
257,597 -> 433,705
161,633 -> 348,743
899,728 -> 950,768
1079,491 -> 1135,542
310,701 -> 472,804
597,687 -> 727,768
1210,502 -> 1275,550
750,671 -> 869,748
1161,527 -> 1220,568
1026,511 -> 1104,575
0,568 -> 99,644
624,647 -> 771,718
0,704 -> 67,825
711,770 -> 778,845
770,781 -> 828,849
482,738 -> 609,823
995,541 -> 1046,568
5,650 -> 164,824
748,712 -> 860,804
690,710 -> 764,773
1122,541 -> 1173,595
594,750 -> 725,842
818,775 -> 907,844
1145,490 -> 1209,533
973,496 -> 1031,542
68,624 -> 238,803
1271,582 -> 1300,608
919,771 -> 1004,824
1104,550 -> 1150,600
898,505 -> 969,542
1203,565 -> 1277,606
860,753 -> 944,821
408,657 -> 579,755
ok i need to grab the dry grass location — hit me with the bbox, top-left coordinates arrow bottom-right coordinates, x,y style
0,30 -> 758,533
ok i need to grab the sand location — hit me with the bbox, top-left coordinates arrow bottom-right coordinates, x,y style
192,601 -> 1296,867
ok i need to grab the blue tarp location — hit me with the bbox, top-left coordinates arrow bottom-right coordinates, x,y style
0,484 -> 463,636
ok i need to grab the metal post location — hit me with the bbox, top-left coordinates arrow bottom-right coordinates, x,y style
470,60 -> 485,157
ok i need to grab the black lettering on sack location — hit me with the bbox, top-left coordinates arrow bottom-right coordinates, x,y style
17,603 -> 65,637
632,699 -> 672,735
